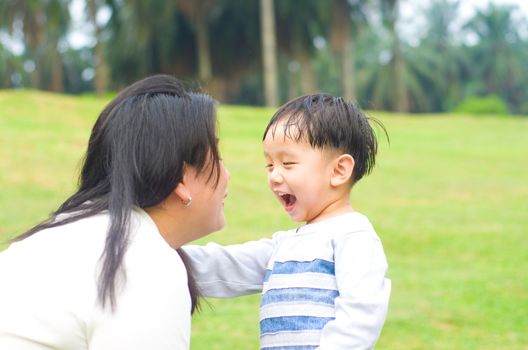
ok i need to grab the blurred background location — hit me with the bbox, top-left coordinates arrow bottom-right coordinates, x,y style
1,0 -> 528,115
1,1 -> 528,349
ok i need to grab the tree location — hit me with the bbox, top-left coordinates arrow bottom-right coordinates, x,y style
380,0 -> 409,112
87,0 -> 108,96
45,0 -> 70,92
178,0 -> 215,85
355,22 -> 435,112
464,3 -> 527,112
1,0 -> 47,89
0,44 -> 13,87
260,0 -> 278,107
275,0 -> 327,99
206,0 -> 262,103
104,0 -> 183,87
330,0 -> 352,100
1,0 -> 69,91
418,0 -> 470,111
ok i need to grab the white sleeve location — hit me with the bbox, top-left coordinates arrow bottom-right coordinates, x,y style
318,231 -> 391,349
183,238 -> 275,298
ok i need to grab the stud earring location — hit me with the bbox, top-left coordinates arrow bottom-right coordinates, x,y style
183,197 -> 192,207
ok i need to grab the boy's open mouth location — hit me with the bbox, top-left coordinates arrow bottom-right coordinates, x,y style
279,193 -> 297,212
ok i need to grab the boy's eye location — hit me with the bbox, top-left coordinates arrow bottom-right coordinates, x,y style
265,164 -> 273,169
283,162 -> 296,166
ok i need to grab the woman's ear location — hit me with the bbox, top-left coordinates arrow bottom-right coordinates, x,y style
330,154 -> 355,187
173,165 -> 193,204
174,182 -> 191,203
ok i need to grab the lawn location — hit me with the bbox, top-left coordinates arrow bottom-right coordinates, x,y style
0,90 -> 527,349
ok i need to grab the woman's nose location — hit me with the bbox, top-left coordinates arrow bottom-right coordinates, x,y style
222,162 -> 230,181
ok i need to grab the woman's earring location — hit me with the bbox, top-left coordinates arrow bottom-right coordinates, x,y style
183,197 -> 192,207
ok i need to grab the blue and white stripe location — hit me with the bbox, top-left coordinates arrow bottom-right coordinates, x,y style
262,273 -> 337,294
260,329 -> 323,349
260,259 -> 338,349
265,259 -> 335,276
261,287 -> 338,306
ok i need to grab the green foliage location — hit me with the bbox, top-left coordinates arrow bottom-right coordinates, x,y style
1,92 -> 527,349
462,4 -> 528,114
2,1 -> 528,114
454,95 -> 510,116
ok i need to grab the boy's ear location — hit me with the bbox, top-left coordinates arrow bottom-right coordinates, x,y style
330,154 -> 355,187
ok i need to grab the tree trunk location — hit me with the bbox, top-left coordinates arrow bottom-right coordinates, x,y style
260,0 -> 278,107
30,58 -> 41,89
50,51 -> 64,92
287,67 -> 298,100
26,9 -> 46,89
294,40 -> 317,95
93,40 -> 108,96
389,0 -> 409,112
195,2 -> 212,85
88,0 -> 108,96
341,14 -> 355,101
331,0 -> 355,101
392,25 -> 408,112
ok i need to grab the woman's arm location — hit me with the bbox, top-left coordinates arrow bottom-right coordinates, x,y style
183,238 -> 275,298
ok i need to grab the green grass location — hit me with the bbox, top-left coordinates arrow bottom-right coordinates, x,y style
1,90 -> 527,349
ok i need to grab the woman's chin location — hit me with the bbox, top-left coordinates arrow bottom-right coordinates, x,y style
208,216 -> 226,235
216,216 -> 226,231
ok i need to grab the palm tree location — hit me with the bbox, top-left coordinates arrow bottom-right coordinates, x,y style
178,0 -> 215,85
260,0 -> 278,106
419,0 -> 470,111
329,0 -> 370,101
87,0 -> 108,96
355,22 -> 437,112
0,45 -> 11,87
205,0 -> 262,103
274,0 -> 327,98
464,3 -> 527,112
44,0 -> 70,92
1,0 -> 47,89
104,0 -> 182,86
1,0 -> 69,91
331,0 -> 353,100
380,0 -> 409,112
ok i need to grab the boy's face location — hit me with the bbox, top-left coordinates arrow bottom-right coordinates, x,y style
263,122 -> 340,224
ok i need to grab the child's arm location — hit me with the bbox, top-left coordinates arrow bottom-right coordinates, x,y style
319,231 -> 391,349
183,238 -> 275,298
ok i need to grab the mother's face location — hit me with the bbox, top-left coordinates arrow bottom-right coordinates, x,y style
182,159 -> 230,240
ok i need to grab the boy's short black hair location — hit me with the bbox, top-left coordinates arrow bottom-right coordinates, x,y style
263,93 -> 385,184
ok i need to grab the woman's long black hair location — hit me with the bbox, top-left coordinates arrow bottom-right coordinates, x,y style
13,74 -> 220,313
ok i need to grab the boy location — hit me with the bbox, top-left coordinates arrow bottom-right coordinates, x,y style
185,94 -> 391,349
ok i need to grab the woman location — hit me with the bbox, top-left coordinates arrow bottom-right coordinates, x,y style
0,74 -> 229,349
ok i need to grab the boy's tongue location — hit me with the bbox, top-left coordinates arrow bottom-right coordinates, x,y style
282,194 -> 297,212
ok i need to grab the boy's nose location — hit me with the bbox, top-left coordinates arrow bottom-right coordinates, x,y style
268,168 -> 283,184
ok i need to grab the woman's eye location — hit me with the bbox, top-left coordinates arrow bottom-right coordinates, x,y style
283,162 -> 296,166
265,164 -> 273,169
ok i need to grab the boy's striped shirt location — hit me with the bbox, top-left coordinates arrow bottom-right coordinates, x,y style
259,212 -> 390,350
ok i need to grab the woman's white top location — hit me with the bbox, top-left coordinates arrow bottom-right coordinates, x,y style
0,209 -> 191,350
